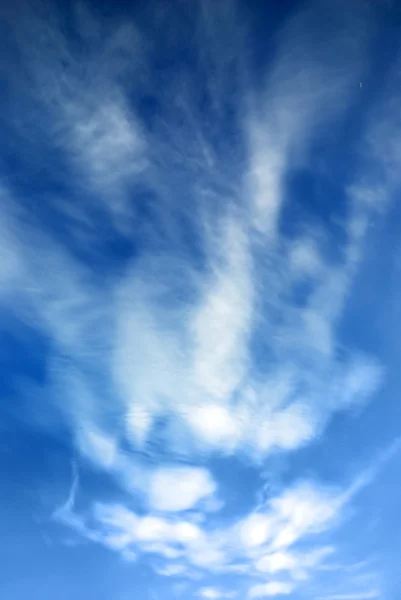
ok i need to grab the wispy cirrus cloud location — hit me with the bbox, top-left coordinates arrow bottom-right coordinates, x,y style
246,0 -> 370,235
0,0 -> 385,463
1,0 -> 401,599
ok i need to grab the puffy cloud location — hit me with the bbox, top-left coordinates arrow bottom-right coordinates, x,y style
240,514 -> 273,548
184,404 -> 243,449
92,502 -> 203,554
148,467 -> 216,512
54,438 -> 395,592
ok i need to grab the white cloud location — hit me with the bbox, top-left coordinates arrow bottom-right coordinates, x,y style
190,216 -> 253,401
246,0 -> 369,235
2,3 -> 399,599
52,463 -> 79,520
255,552 -> 297,574
255,403 -> 317,454
199,588 -> 237,599
184,404 -> 242,450
240,514 -> 273,548
0,0 -> 386,472
270,482 -> 339,549
77,427 -> 117,470
173,521 -> 203,544
58,93 -> 147,226
189,547 -> 227,569
94,503 -> 137,537
71,96 -> 144,187
91,502 -> 204,558
199,589 -> 221,599
248,582 -> 294,598
13,4 -> 146,228
135,516 -> 169,542
74,478 -> 340,572
255,547 -> 334,582
54,443 -> 396,599
157,563 -> 187,577
289,238 -> 323,278
148,467 -> 216,512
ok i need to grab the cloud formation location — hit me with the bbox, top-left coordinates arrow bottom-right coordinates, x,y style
147,467 -> 216,512
1,0 -> 400,599
54,445 -> 395,599
0,0 -> 385,466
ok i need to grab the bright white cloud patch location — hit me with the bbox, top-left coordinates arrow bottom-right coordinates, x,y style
240,514 -> 273,548
248,582 -> 294,597
185,404 -> 242,449
199,588 -> 237,599
191,217 -> 252,401
148,467 -> 216,512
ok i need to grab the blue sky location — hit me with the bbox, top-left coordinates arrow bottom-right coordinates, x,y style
1,0 -> 401,598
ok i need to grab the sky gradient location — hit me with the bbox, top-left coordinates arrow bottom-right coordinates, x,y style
1,0 -> 401,599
